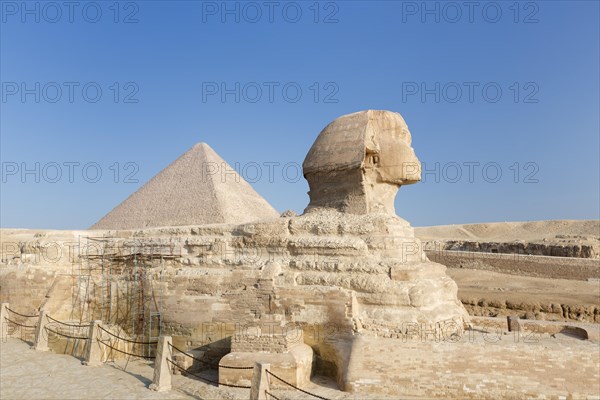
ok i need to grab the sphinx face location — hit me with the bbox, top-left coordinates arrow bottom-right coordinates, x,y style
364,116 -> 422,186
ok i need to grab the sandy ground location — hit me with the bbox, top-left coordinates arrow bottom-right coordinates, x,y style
417,220 -> 600,321
0,339 -> 387,400
415,219 -> 599,242
0,339 -> 194,400
449,268 -> 600,307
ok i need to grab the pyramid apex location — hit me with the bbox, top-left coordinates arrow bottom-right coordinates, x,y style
192,142 -> 212,150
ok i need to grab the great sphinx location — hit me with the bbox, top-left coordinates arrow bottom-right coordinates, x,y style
217,110 -> 470,389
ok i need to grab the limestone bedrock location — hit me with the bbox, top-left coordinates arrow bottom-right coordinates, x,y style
303,110 -> 421,215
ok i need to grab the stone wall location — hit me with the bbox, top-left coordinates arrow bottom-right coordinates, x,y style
0,266 -> 63,317
231,326 -> 304,353
427,250 -> 600,281
461,297 -> 600,323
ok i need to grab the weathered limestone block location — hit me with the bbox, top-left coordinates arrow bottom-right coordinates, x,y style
220,341 -> 313,389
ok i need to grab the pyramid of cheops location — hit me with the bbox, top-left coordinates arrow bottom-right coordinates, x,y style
91,143 -> 279,230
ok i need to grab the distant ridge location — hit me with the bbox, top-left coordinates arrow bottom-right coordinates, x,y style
415,220 -> 600,242
91,143 -> 279,230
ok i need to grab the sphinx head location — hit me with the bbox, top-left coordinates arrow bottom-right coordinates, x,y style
303,110 -> 421,215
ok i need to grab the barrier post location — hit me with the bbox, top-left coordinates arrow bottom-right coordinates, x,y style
507,315 -> 521,332
0,303 -> 9,342
250,362 -> 271,400
33,310 -> 49,351
83,320 -> 103,366
150,335 -> 172,392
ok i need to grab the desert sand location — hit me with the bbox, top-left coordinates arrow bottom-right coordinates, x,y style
416,220 -> 600,322
415,219 -> 599,242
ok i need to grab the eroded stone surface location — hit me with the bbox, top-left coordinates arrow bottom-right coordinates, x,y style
303,110 -> 421,215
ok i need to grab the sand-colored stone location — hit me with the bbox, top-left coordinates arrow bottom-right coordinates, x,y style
92,143 -> 279,230
1,111 -> 598,399
0,338 -> 380,400
303,110 -> 421,215
416,220 -> 600,258
150,335 -> 173,391
219,324 -> 313,388
448,268 -> 600,322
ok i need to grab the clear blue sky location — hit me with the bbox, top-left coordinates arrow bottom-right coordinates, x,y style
1,0 -> 599,229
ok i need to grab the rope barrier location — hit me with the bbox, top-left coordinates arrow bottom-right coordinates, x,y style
265,391 -> 282,400
97,338 -> 155,359
6,307 -> 38,318
46,315 -> 90,328
168,342 -> 253,370
4,316 -> 37,329
167,359 -> 252,389
267,370 -> 331,400
45,327 -> 89,340
168,343 -> 218,368
219,363 -> 254,370
98,325 -> 158,345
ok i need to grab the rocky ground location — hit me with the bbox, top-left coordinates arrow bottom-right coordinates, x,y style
416,220 -> 600,323
2,326 -> 598,400
449,268 -> 600,322
416,220 -> 600,258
